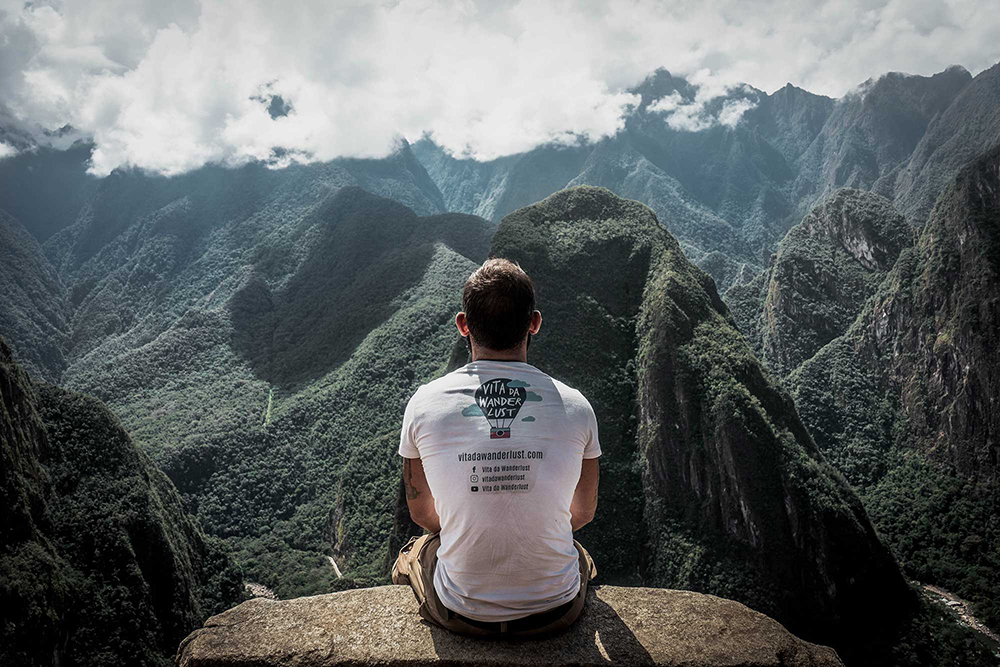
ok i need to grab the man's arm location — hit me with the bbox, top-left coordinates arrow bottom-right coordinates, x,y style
403,457 -> 441,533
570,458 -> 599,531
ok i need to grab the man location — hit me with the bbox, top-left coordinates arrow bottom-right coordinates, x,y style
391,257 -> 600,638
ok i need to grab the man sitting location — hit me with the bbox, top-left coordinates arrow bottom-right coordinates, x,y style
391,257 -> 601,638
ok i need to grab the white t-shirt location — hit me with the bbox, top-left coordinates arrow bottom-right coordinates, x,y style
398,359 -> 601,622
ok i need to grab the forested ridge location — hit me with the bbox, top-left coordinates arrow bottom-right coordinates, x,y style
2,60 -> 1000,666
0,338 -> 243,667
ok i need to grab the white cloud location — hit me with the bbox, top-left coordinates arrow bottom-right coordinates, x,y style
648,91 -> 684,114
0,141 -> 17,160
648,72 -> 758,132
719,98 -> 757,128
0,0 -> 997,175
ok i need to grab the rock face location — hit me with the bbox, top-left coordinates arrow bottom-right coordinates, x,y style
728,189 -> 912,377
176,585 -> 844,667
0,337 -> 243,667
871,146 -> 1000,480
483,186 -> 913,665
792,67 -> 972,215
786,145 -> 1000,632
890,63 -> 1000,224
788,145 -> 1000,486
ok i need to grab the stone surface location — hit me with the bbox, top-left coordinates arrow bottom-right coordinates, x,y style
176,584 -> 843,667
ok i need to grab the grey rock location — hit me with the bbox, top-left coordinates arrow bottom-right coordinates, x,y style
176,584 -> 843,667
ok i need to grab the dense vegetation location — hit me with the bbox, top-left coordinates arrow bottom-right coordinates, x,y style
40,170 -> 492,599
781,146 -> 1000,638
0,209 -> 71,382
416,62 -> 997,299
728,188 -> 912,376
3,59 -> 1000,666
0,338 -> 243,667
488,185 -> 993,666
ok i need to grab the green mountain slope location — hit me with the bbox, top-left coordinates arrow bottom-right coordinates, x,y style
788,145 -> 1000,634
483,185 -> 988,666
0,210 -> 71,383
0,337 -> 242,667
792,67 -> 972,216
413,64 -> 982,296
891,62 -> 1000,223
31,177 -> 493,598
0,131 -> 98,242
729,189 -> 913,377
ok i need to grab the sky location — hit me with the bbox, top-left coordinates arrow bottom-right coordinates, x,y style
0,0 -> 997,176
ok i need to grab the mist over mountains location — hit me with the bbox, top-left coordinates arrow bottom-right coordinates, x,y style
2,59 -> 1000,666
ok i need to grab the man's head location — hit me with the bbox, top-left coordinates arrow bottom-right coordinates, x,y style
457,258 -> 541,355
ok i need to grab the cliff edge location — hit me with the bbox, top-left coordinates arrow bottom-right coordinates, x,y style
176,584 -> 842,667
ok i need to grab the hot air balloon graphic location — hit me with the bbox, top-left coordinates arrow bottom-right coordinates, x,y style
474,378 -> 526,439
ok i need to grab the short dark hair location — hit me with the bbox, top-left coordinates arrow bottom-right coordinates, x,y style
462,258 -> 535,351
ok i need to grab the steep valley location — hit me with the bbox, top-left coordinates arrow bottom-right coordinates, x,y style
2,60 -> 1000,667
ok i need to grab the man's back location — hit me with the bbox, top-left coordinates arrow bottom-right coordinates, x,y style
399,359 -> 601,622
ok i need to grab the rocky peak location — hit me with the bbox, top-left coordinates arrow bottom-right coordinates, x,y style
862,145 -> 1000,480
756,188 -> 912,376
487,186 -> 913,666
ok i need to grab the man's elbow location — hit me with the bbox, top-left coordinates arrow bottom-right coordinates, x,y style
571,505 -> 597,531
408,506 -> 431,528
406,502 -> 440,532
406,500 -> 429,525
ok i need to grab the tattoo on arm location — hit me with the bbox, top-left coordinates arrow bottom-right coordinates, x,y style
403,458 -> 420,500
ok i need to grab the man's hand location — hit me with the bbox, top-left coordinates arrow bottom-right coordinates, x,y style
570,458 -> 599,531
403,457 -> 441,533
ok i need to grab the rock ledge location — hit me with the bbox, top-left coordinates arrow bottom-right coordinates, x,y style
176,584 -> 843,666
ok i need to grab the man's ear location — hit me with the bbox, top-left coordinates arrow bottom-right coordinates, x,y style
528,310 -> 542,335
456,312 -> 470,336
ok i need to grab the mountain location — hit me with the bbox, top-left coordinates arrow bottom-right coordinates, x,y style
0,337 -> 243,666
4,166 -> 494,600
45,139 -> 445,283
774,146 -> 1000,636
0,209 -> 71,382
413,63 -> 1000,298
727,189 -> 913,376
890,63 -> 1000,223
473,185 -> 992,666
0,141 -> 99,243
792,67 -> 972,216
3,60 -> 1000,666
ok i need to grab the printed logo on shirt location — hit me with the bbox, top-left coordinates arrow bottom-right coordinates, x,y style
460,377 -> 543,438
457,451 -> 541,493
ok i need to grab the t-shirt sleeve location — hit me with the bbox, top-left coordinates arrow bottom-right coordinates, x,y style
582,396 -> 602,459
398,391 -> 420,458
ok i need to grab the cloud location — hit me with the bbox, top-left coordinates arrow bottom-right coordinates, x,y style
506,380 -> 530,388
525,391 -> 542,402
648,71 -> 758,132
718,98 -> 757,128
462,404 -> 484,417
0,142 -> 16,160
0,0 -> 997,175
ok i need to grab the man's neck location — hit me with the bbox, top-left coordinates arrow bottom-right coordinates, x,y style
471,346 -> 527,363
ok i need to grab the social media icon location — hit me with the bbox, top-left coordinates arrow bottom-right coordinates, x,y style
471,486 -> 479,492
470,475 -> 479,483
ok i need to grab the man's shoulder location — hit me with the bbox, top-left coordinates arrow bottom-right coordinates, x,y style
408,369 -> 468,402
527,370 -> 595,419
546,375 -> 590,404
408,364 -> 593,411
